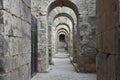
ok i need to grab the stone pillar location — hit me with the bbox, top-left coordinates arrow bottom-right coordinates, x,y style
76,0 -> 96,73
0,0 -> 31,80
69,30 -> 73,56
73,29 -> 77,63
96,0 -> 119,80
76,13 -> 96,72
37,19 -> 49,72
31,0 -> 49,72
51,26 -> 55,55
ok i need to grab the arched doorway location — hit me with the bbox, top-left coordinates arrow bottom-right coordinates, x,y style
46,0 -> 79,71
58,34 -> 67,50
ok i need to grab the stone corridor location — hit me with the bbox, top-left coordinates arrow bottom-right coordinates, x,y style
0,0 -> 120,80
31,50 -> 96,80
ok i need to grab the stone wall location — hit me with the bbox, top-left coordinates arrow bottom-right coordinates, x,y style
37,19 -> 49,72
77,55 -> 96,73
0,0 -> 31,80
75,0 -> 96,72
96,0 -> 119,80
31,0 -> 49,72
31,0 -> 97,73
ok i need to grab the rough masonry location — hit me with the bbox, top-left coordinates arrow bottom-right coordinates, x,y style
0,0 -> 31,80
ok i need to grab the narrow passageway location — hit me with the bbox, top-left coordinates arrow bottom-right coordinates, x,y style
32,50 -> 96,80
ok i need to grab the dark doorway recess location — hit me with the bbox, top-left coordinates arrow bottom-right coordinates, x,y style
31,15 -> 38,77
59,34 -> 65,42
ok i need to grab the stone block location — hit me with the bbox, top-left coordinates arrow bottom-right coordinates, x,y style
96,53 -> 116,80
10,69 -> 20,80
0,35 -> 4,57
0,10 -> 3,25
22,0 -> 31,7
0,74 -> 7,80
0,0 -> 3,9
87,16 -> 96,28
19,64 -> 30,80
102,28 -> 116,54
97,0 -> 119,33
0,0 -> 31,80
77,55 -> 96,73
116,54 -> 120,80
0,57 -> 12,74
96,34 -> 102,52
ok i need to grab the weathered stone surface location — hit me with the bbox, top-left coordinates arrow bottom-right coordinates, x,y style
31,0 -> 96,73
0,74 -> 7,80
31,0 -> 49,72
76,16 -> 96,73
77,54 -> 96,73
0,0 -> 31,80
0,0 -> 97,80
96,0 -> 119,80
97,53 -> 116,80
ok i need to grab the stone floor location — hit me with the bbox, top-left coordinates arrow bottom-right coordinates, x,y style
31,50 -> 96,80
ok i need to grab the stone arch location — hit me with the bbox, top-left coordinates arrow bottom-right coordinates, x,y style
57,28 -> 69,34
53,17 -> 73,31
58,31 -> 68,37
53,13 -> 75,26
56,26 -> 70,42
57,30 -> 69,38
47,0 -> 79,30
55,23 -> 71,32
46,0 -> 79,67
47,0 -> 79,17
